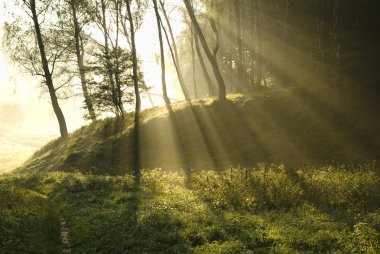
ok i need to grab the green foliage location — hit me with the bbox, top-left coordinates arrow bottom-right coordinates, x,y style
2,165 -> 380,253
88,46 -> 147,117
192,165 -> 304,210
0,177 -> 61,253
347,222 -> 380,253
300,165 -> 380,210
193,164 -> 380,211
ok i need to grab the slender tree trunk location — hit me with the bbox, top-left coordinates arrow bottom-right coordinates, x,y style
190,23 -> 197,98
159,17 -> 191,102
114,0 -> 125,117
69,0 -> 96,121
249,0 -> 256,86
332,0 -> 342,107
158,0 -> 190,101
183,0 -> 226,101
234,0 -> 245,90
153,0 -> 170,105
226,3 -> 235,91
209,18 -> 220,62
282,0 -> 290,87
194,32 -> 214,97
254,0 -> 265,86
208,16 -> 222,96
316,0 -> 331,63
30,0 -> 68,138
126,0 -> 141,176
100,0 -> 120,116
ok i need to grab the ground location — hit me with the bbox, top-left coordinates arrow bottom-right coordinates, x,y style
1,165 -> 380,253
1,92 -> 379,253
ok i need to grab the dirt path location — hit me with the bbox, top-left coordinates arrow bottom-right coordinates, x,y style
60,217 -> 71,253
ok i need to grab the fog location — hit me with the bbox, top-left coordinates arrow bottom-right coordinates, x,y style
0,2 -> 184,172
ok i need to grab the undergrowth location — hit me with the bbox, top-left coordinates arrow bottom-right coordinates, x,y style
1,163 -> 380,253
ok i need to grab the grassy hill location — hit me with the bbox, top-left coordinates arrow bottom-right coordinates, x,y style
2,90 -> 380,253
17,90 -> 380,175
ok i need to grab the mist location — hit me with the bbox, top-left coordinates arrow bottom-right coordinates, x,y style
0,1 -> 184,172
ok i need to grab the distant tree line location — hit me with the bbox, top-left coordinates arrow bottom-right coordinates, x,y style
178,0 -> 380,101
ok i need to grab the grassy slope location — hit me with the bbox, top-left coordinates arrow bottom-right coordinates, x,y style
17,91 -> 380,175
1,165 -> 380,253
3,90 -> 379,253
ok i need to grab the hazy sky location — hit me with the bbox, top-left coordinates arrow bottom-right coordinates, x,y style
0,1 -> 184,136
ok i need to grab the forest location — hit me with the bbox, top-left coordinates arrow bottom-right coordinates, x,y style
1,0 -> 380,253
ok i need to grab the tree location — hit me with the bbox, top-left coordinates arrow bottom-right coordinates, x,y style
281,0 -> 290,87
125,0 -> 144,175
159,0 -> 190,101
93,0 -> 125,117
5,0 -> 69,137
253,0 -> 265,87
194,31 -> 215,96
190,21 -> 197,98
183,0 -> 226,101
89,47 -> 142,115
234,0 -> 245,90
152,0 -> 170,105
65,0 -> 97,121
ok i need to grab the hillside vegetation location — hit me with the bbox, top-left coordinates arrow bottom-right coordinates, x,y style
2,91 -> 380,253
17,91 -> 380,175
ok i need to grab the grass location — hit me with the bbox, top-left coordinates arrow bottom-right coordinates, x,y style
1,164 -> 380,253
0,176 -> 61,253
16,91 -> 380,175
2,90 -> 379,253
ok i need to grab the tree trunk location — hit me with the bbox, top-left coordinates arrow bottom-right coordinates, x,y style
254,0 -> 265,86
30,0 -> 68,138
209,17 -> 219,62
282,0 -> 290,87
126,0 -> 141,176
159,0 -> 190,101
114,0 -> 125,117
190,23 -> 197,98
194,32 -> 214,97
183,0 -> 226,101
249,0 -> 255,86
69,0 -> 96,121
159,17 -> 191,102
101,0 -> 121,117
153,0 -> 170,105
332,0 -> 342,107
234,0 -> 245,90
316,0 -> 331,63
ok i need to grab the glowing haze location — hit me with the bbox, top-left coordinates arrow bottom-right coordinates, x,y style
0,0 -> 185,136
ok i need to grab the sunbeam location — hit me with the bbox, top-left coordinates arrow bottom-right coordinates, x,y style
1,1 -> 380,252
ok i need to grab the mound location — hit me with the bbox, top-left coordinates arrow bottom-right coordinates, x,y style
17,91 -> 380,175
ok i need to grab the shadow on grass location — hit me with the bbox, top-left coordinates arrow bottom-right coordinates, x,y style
19,91 -> 380,175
